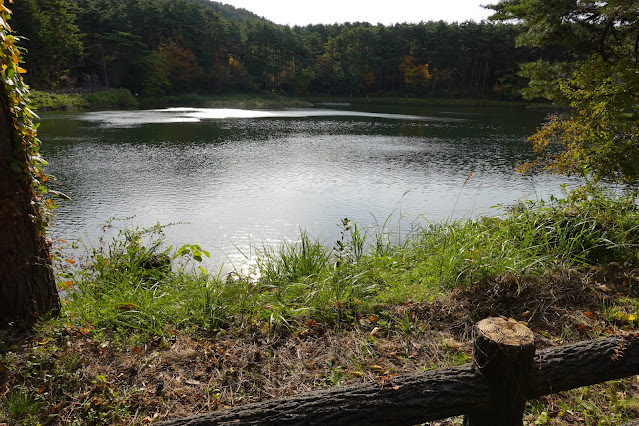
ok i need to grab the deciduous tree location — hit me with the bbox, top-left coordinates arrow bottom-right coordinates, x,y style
489,0 -> 639,183
400,56 -> 432,95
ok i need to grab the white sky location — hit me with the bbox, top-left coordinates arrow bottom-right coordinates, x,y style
218,0 -> 496,26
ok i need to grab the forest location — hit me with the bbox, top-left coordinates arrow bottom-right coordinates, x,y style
10,0 -> 542,99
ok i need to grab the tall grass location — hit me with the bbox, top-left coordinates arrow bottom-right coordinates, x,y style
58,188 -> 639,341
61,224 -> 216,340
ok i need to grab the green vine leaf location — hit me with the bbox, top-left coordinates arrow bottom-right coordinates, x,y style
0,0 -> 53,234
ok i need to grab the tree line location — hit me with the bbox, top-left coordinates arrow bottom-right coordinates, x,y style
11,0 -> 537,99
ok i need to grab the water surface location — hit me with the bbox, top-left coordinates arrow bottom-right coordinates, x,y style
38,104 -> 579,269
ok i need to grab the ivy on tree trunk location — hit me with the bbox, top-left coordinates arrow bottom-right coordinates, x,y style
0,0 -> 60,324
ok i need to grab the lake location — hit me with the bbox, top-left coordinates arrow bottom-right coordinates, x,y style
38,103 -> 580,270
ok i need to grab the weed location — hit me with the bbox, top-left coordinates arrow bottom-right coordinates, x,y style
5,385 -> 41,419
257,231 -> 330,286
394,308 -> 421,335
322,360 -> 344,387
60,221 -> 215,338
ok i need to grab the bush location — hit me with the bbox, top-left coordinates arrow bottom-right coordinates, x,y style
83,89 -> 139,108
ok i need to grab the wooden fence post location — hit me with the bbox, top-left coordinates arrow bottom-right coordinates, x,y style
464,317 -> 535,426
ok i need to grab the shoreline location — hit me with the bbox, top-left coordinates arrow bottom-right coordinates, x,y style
30,89 -> 557,112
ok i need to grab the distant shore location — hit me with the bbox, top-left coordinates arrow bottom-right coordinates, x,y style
30,89 -> 554,112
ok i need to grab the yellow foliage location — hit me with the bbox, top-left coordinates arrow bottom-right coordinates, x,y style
400,56 -> 431,93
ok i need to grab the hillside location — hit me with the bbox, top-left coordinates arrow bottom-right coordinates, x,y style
10,0 -> 532,100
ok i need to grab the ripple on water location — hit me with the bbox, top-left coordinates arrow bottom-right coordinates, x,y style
40,105 -> 580,270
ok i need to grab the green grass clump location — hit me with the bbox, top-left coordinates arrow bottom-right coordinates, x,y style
60,223 -> 218,341
82,89 -> 139,109
29,91 -> 88,111
503,187 -> 639,265
30,89 -> 139,111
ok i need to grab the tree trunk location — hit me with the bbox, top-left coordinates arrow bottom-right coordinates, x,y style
0,87 -> 60,324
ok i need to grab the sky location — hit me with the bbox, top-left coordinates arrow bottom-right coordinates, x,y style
217,0 -> 496,27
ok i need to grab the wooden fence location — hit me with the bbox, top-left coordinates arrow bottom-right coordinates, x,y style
159,317 -> 639,425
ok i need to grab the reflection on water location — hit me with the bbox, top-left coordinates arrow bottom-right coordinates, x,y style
38,105 -> 580,269
80,107 -> 440,127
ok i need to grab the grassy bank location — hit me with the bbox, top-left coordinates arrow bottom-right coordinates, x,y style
29,90 -> 314,111
139,93 -> 314,109
30,89 -> 140,111
311,95 -> 554,108
2,188 -> 639,424
30,89 -> 548,112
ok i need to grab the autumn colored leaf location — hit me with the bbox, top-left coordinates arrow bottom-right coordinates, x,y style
119,303 -> 137,310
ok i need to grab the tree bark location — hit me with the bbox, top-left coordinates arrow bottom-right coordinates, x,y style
160,365 -> 491,425
531,332 -> 639,398
0,87 -> 60,324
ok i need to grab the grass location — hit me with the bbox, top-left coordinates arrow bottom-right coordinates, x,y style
2,187 -> 639,424
30,89 -> 313,111
29,91 -> 89,111
310,94 -> 555,108
30,89 -> 541,112
140,92 -> 314,109
82,89 -> 139,109
30,89 -> 139,111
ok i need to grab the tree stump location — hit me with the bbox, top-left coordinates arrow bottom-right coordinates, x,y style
464,317 -> 535,426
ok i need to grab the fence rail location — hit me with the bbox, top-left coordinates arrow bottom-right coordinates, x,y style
159,317 -> 639,425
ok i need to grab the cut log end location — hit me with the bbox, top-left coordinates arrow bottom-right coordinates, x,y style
466,317 -> 535,425
476,316 -> 534,347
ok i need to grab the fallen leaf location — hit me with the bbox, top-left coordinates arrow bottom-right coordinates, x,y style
119,303 -> 137,310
